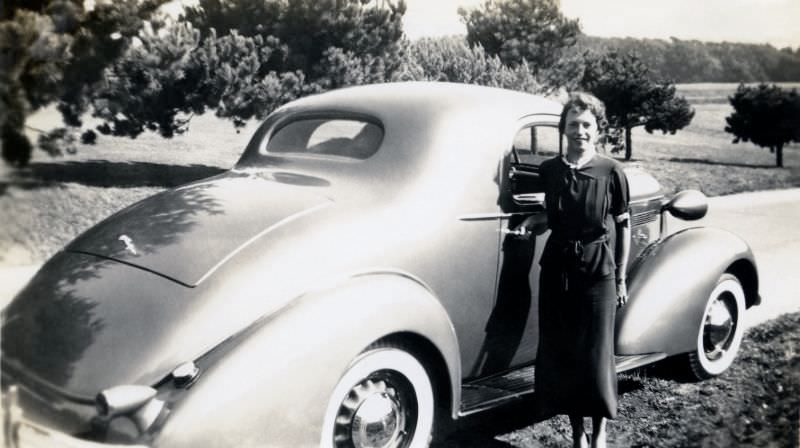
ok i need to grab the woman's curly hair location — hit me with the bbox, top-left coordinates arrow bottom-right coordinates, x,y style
558,92 -> 608,134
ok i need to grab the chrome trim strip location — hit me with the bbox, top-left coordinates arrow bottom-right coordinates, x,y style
630,194 -> 665,205
458,212 -> 519,221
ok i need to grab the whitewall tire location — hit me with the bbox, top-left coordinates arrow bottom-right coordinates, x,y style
320,347 -> 435,448
687,273 -> 746,379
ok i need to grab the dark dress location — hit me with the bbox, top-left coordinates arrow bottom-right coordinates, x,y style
533,153 -> 630,420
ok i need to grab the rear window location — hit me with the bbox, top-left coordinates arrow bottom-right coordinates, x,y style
266,118 -> 383,160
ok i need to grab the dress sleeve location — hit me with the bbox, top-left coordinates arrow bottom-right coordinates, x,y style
610,162 -> 630,224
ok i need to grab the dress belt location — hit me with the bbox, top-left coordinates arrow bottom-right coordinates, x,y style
550,233 -> 608,291
552,233 -> 607,251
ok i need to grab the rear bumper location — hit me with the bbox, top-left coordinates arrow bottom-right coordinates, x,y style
2,386 -> 147,448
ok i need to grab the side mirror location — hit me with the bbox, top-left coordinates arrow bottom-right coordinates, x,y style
664,190 -> 707,221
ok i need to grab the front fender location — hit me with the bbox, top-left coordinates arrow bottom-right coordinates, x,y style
616,227 -> 757,356
153,272 -> 459,448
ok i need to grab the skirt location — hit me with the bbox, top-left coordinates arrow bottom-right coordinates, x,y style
533,266 -> 618,419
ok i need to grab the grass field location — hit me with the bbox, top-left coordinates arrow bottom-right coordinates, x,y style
1,83 -> 799,264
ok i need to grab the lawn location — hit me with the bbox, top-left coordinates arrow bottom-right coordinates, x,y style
629,81 -> 800,197
1,83 -> 798,264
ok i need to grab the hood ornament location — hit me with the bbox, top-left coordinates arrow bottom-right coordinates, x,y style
118,235 -> 138,255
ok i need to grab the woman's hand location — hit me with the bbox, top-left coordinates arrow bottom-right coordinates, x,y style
616,278 -> 628,307
509,215 -> 541,239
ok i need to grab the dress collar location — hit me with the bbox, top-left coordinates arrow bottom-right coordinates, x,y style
561,152 -> 596,170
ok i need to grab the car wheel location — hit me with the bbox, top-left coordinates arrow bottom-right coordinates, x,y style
320,347 -> 435,448
687,273 -> 746,380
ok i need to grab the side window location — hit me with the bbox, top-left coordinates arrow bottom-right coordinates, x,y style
512,125 -> 560,166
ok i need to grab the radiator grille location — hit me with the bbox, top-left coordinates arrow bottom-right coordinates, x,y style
631,210 -> 659,227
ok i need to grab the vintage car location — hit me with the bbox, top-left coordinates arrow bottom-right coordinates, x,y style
1,82 -> 759,447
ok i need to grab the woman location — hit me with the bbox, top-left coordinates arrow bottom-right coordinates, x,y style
533,92 -> 630,448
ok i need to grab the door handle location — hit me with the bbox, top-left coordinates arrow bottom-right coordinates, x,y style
500,227 -> 531,237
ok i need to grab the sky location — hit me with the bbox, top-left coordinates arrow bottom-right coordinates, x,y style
401,0 -> 800,49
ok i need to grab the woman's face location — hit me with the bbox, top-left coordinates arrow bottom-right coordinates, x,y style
564,107 -> 599,154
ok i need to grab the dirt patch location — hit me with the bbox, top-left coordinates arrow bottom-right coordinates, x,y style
438,312 -> 800,447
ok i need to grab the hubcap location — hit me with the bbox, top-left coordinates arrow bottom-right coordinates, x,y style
703,293 -> 736,361
334,375 -> 412,448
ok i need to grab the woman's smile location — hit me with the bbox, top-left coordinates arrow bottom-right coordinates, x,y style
564,108 -> 600,154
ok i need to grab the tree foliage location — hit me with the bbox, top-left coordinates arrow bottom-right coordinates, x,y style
576,51 -> 694,160
0,0 -> 166,165
725,84 -> 800,168
182,0 -> 406,82
397,36 -> 542,93
92,22 -> 306,138
92,0 -> 407,140
458,0 -> 580,72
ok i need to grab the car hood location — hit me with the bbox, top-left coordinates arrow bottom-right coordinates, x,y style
66,173 -> 332,286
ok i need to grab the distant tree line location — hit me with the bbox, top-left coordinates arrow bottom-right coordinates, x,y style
577,36 -> 800,83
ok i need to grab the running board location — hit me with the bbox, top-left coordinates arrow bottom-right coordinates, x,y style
460,365 -> 536,416
459,353 -> 668,416
615,353 -> 667,372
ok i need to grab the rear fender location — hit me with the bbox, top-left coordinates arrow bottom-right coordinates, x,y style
153,272 -> 459,448
616,227 -> 757,356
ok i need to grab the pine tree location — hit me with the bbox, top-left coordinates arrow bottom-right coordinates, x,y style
726,84 -> 800,168
578,52 -> 694,160
93,0 -> 408,140
183,0 -> 407,84
458,0 -> 580,73
0,0 -> 166,165
398,36 -> 541,93
93,22 -> 306,138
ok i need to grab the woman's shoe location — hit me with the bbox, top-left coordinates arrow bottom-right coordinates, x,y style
591,431 -> 607,448
573,432 -> 589,448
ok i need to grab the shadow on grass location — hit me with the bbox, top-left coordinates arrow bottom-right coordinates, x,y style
1,159 -> 226,191
667,157 -> 776,169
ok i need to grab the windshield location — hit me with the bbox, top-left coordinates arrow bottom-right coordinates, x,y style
265,118 -> 383,160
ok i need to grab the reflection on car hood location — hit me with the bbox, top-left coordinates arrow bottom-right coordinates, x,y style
66,173 -> 331,286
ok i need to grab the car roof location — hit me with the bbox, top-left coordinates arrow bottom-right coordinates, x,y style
283,82 -> 563,122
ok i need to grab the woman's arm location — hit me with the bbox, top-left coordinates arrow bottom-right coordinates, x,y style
610,161 -> 631,307
615,218 -> 631,306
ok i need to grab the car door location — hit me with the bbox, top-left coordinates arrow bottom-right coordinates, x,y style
469,117 -> 561,377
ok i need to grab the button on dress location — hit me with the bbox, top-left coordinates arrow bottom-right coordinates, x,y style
533,154 -> 630,419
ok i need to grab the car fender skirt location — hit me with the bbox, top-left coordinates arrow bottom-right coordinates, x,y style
616,227 -> 757,356
152,272 -> 459,448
